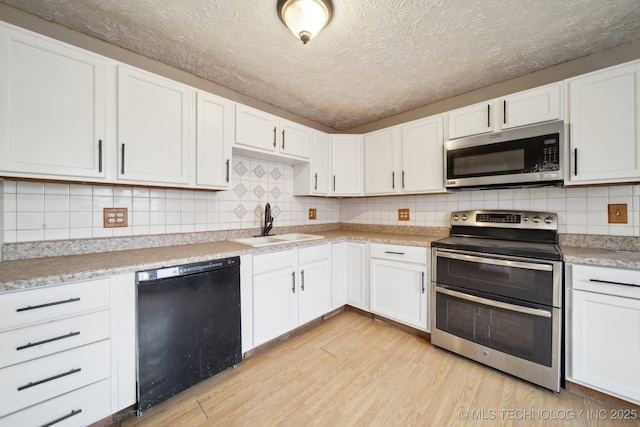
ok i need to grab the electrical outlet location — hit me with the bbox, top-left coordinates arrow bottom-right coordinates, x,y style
104,208 -> 128,228
398,208 -> 410,221
309,208 -> 317,220
608,204 -> 628,224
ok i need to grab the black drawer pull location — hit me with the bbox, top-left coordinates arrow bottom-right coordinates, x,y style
17,331 -> 80,351
41,409 -> 83,427
17,298 -> 81,312
384,251 -> 405,255
589,278 -> 639,288
18,368 -> 82,391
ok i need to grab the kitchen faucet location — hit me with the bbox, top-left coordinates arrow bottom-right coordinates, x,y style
263,203 -> 274,236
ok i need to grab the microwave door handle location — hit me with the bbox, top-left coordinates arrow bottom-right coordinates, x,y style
436,287 -> 552,318
436,250 -> 553,272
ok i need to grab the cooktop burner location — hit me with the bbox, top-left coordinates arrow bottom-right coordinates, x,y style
432,210 -> 563,261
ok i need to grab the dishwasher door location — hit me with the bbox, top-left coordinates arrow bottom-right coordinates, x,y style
136,257 -> 241,415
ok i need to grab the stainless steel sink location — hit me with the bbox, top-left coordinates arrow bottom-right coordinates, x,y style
230,233 -> 324,247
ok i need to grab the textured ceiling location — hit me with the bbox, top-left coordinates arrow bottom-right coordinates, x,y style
3,0 -> 640,130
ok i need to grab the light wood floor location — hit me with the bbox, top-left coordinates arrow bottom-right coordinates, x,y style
119,312 -> 638,426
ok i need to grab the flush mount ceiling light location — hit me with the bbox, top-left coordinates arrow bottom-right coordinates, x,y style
277,0 -> 333,44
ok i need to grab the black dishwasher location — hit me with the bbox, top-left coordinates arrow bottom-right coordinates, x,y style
136,257 -> 241,415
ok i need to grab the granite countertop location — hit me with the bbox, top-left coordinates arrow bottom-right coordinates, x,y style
0,230 -> 443,292
561,245 -> 640,270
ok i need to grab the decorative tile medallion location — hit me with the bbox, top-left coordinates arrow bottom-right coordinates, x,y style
234,183 -> 247,198
253,184 -> 265,199
253,205 -> 263,218
233,204 -> 247,219
270,186 -> 281,199
272,205 -> 281,217
253,164 -> 266,178
270,167 -> 282,181
233,161 -> 248,177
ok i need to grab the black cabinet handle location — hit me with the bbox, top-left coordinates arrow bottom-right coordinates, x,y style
589,278 -> 638,288
225,159 -> 230,183
18,368 -> 81,391
98,140 -> 103,173
282,129 -> 285,150
121,143 -> 126,175
421,272 -> 425,293
17,331 -> 80,351
333,175 -> 336,192
487,104 -> 491,127
574,148 -> 578,176
273,127 -> 277,148
41,409 -> 83,427
402,170 -> 405,189
503,100 -> 507,124
384,251 -> 405,255
301,270 -> 305,291
392,172 -> 395,189
17,297 -> 80,313
291,271 -> 296,293
314,173 -> 318,190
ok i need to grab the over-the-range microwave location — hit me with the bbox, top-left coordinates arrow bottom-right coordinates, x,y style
445,121 -> 564,190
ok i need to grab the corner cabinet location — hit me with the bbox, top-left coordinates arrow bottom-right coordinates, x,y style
331,135 -> 363,196
0,23 -> 108,181
566,264 -> 640,405
293,131 -> 331,196
566,61 -> 640,184
117,65 -> 192,186
399,115 -> 445,193
369,243 -> 429,331
234,104 -> 310,162
364,127 -> 400,195
195,91 -> 233,189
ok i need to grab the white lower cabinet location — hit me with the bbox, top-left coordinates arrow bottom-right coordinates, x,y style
369,243 -> 429,331
251,245 -> 331,347
566,264 -> 640,404
342,242 -> 368,310
0,273 -> 136,425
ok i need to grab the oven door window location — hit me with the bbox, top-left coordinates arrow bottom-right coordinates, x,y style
435,286 -> 552,366
436,252 -> 555,306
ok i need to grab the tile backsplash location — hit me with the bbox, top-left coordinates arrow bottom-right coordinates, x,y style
1,156 -> 340,243
3,159 -> 640,246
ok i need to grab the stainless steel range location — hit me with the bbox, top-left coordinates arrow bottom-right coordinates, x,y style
431,210 -> 563,392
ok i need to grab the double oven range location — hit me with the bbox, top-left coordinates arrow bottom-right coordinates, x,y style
431,210 -> 563,392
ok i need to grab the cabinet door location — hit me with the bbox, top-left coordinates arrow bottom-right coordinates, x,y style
400,115 -> 444,193
0,26 -> 107,180
331,135 -> 363,196
117,66 -> 191,185
195,91 -> 233,189
501,82 -> 562,129
571,289 -> 640,402
448,101 -> 494,139
370,259 -> 427,330
298,245 -> 331,324
345,242 -> 368,310
311,131 -> 330,195
252,268 -> 298,346
331,242 -> 347,309
567,63 -> 640,184
364,127 -> 399,195
235,104 -> 278,153
279,119 -> 311,160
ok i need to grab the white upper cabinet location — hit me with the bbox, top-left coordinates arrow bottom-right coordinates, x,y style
117,65 -> 191,186
566,61 -> 640,184
0,24 -> 108,180
331,134 -> 363,196
364,127 -> 400,195
448,101 -> 494,139
195,91 -> 233,189
501,82 -> 562,129
400,115 -> 445,193
293,130 -> 331,196
234,104 -> 310,161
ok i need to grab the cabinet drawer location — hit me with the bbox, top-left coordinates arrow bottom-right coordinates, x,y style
0,278 -> 110,331
253,249 -> 295,275
298,244 -> 330,265
370,243 -> 427,264
0,310 -> 110,369
569,264 -> 640,299
0,378 -> 111,427
0,340 -> 111,417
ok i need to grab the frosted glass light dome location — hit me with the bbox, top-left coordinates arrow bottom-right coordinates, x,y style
277,0 -> 332,44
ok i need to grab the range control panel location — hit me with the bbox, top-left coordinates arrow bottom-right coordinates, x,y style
450,210 -> 557,231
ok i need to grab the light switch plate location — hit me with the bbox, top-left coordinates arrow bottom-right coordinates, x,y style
608,204 -> 628,224
309,208 -> 317,220
104,208 -> 128,228
398,208 -> 410,221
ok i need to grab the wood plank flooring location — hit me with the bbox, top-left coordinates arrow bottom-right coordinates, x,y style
119,312 -> 639,426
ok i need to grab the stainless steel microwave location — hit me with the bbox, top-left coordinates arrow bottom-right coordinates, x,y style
445,121 -> 564,189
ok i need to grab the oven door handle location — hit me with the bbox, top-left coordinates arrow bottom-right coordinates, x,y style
436,287 -> 552,318
436,250 -> 553,272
